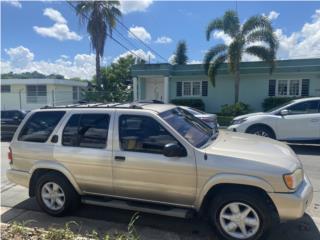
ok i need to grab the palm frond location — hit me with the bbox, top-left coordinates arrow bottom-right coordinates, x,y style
245,46 -> 276,72
207,54 -> 228,86
206,19 -> 224,40
222,10 -> 240,38
241,15 -> 272,36
246,29 -> 278,50
203,44 -> 228,72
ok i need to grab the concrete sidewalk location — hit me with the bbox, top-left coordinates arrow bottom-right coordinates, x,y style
1,206 -> 319,240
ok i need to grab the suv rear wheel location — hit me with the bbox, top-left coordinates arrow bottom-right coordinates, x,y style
209,190 -> 277,240
35,172 -> 79,216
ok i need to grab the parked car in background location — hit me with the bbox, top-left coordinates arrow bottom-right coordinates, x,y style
228,97 -> 320,142
7,103 -> 313,240
179,106 -> 218,130
1,110 -> 27,141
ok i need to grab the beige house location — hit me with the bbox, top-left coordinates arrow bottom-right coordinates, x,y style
1,79 -> 87,110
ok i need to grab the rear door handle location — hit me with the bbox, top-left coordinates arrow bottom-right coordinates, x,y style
114,156 -> 126,161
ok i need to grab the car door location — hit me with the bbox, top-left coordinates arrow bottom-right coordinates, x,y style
53,110 -> 114,195
275,100 -> 320,140
112,110 -> 197,206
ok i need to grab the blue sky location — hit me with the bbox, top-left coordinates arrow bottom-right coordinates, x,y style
1,0 -> 320,79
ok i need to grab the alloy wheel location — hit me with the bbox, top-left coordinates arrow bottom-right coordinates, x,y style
41,182 -> 65,211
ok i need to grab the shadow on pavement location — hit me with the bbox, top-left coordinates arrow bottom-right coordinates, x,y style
2,198 -> 320,240
290,144 -> 320,156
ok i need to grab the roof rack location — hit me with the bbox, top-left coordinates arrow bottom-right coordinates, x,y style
40,102 -> 144,110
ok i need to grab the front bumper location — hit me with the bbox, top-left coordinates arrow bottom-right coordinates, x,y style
7,169 -> 30,188
268,175 -> 313,221
227,124 -> 247,133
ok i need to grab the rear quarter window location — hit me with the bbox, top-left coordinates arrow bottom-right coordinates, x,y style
18,111 -> 65,143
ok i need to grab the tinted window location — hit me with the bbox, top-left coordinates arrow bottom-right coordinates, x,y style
160,108 -> 213,147
1,111 -> 23,119
18,111 -> 65,142
62,114 -> 109,149
119,115 -> 178,154
287,100 -> 320,114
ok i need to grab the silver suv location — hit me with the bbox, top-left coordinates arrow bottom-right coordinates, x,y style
7,103 -> 313,240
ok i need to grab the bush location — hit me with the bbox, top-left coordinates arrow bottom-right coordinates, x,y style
262,97 -> 297,111
170,98 -> 205,111
220,102 -> 251,117
217,116 -> 234,127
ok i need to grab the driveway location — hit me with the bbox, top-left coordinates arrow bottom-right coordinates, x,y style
1,141 -> 320,239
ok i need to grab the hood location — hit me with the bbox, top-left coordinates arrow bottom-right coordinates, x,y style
233,112 -> 265,120
204,131 -> 301,173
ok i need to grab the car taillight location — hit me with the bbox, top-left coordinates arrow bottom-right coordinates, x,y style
8,147 -> 13,164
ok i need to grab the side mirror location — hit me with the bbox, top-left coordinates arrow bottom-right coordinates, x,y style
280,109 -> 289,116
163,143 -> 187,157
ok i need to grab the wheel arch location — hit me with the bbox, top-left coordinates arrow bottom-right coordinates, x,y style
29,161 -> 81,197
245,123 -> 276,139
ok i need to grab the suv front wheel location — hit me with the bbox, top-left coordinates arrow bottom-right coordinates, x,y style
209,190 -> 277,240
35,172 -> 80,216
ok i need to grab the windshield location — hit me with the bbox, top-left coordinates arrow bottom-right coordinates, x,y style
159,107 -> 214,147
266,100 -> 295,113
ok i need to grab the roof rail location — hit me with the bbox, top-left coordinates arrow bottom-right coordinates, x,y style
40,102 -> 144,110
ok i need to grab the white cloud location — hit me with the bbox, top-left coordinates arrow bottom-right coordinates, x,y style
114,49 -> 155,63
188,60 -> 202,64
155,36 -> 172,44
33,8 -> 82,41
5,45 -> 34,68
43,8 -> 66,24
128,26 -> 151,43
1,46 -> 104,80
263,11 -> 280,21
213,31 -> 233,45
5,0 -> 22,8
168,54 -> 175,64
120,0 -> 153,14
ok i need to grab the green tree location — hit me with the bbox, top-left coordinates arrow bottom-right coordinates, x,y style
88,55 -> 135,102
204,10 -> 278,103
173,40 -> 188,65
72,0 -> 121,89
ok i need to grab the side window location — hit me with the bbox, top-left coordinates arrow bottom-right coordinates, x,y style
18,111 -> 65,142
119,115 -> 178,154
62,114 -> 109,149
287,101 -> 319,114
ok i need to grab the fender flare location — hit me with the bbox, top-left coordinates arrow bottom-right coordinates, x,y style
195,173 -> 274,210
29,160 -> 82,195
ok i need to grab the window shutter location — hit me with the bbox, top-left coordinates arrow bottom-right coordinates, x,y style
268,79 -> 276,96
301,79 -> 310,97
202,81 -> 208,96
176,81 -> 182,97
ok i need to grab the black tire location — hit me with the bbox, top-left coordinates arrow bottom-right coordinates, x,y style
35,172 -> 80,216
246,125 -> 275,139
209,190 -> 278,240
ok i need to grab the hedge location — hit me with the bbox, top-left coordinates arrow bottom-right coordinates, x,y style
262,97 -> 298,111
217,115 -> 234,127
220,102 -> 251,117
170,98 -> 205,111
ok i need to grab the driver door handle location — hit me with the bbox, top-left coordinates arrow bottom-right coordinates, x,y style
114,156 -> 126,161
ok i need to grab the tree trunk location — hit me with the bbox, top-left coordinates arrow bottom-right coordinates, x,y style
234,68 -> 240,104
95,49 -> 101,90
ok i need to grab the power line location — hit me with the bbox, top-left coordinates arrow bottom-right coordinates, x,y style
114,17 -> 168,62
68,3 -> 143,61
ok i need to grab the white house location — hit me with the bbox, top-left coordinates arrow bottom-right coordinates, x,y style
1,79 -> 88,111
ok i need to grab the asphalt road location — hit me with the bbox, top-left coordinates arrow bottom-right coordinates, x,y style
1,141 -> 320,239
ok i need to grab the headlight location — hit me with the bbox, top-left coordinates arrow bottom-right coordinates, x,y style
283,169 -> 303,190
232,118 -> 247,125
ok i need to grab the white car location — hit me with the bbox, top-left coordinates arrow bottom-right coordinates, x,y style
179,106 -> 218,129
228,97 -> 320,141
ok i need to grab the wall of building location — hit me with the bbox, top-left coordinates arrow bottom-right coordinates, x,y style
1,84 -> 81,110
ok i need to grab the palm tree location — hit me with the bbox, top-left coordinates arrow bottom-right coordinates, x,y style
173,40 -> 188,65
204,10 -> 278,103
72,1 -> 121,89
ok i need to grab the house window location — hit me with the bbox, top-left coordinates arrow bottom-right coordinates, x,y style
180,81 -> 203,97
277,80 -> 288,96
1,85 -> 11,93
26,85 -> 47,103
73,86 -> 79,101
276,80 -> 301,97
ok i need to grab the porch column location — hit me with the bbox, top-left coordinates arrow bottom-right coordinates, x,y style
164,76 -> 169,103
133,77 -> 138,101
